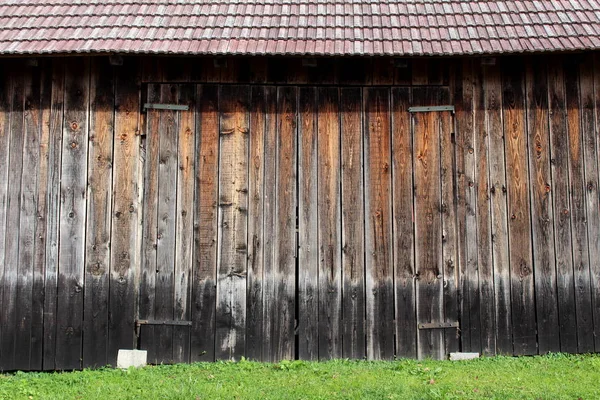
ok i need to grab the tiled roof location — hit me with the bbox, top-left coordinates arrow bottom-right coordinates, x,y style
0,0 -> 599,56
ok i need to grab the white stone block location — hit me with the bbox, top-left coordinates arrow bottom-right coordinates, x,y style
117,349 -> 148,369
449,352 -> 480,361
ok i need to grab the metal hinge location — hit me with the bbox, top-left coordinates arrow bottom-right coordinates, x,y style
408,105 -> 455,114
418,321 -> 459,329
143,103 -> 189,111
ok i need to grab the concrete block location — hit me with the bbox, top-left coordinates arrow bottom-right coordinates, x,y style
117,349 -> 148,369
449,352 -> 480,361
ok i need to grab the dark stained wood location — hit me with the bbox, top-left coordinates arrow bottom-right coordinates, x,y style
173,84 -> 196,364
547,59 -> 577,353
525,57 -> 560,354
485,64 -> 513,355
271,86 -> 297,360
109,60 -> 141,366
83,58 -> 114,368
413,88 -> 444,360
502,59 -> 537,355
564,59 -> 594,353
0,66 -> 22,371
191,84 -> 219,362
372,58 -> 394,86
340,87 -> 366,360
592,54 -> 600,352
317,87 -> 342,360
391,87 -> 416,358
215,85 -> 249,360
42,59 -> 65,371
56,58 -> 90,370
363,87 -> 394,360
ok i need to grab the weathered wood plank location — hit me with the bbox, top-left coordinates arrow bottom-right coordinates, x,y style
0,64 -> 21,371
391,86 -> 416,358
271,86 -> 297,360
261,85 -> 278,362
341,87 -> 366,360
413,88 -> 444,360
139,83 -> 161,363
485,64 -> 513,355
215,85 -> 249,360
109,60 -> 141,366
547,59 -> 577,353
56,57 -> 90,370
592,53 -> 600,352
191,84 -> 219,362
14,67 -> 40,371
525,57 -> 560,354
502,59 -> 536,355
297,87 -> 319,361
317,87 -> 342,360
42,59 -> 65,370
372,58 -> 394,86
364,87 -> 394,360
246,86 -> 267,360
564,59 -> 594,353
173,84 -> 196,364
83,58 -> 114,368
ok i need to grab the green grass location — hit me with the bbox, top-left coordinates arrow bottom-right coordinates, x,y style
1,353 -> 599,399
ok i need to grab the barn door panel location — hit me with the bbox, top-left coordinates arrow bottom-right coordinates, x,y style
411,88 -> 459,359
139,84 -> 195,364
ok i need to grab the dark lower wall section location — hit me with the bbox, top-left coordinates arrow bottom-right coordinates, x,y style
0,53 -> 598,370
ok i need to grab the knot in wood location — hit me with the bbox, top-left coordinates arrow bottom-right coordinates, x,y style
71,121 -> 79,130
68,211 -> 74,218
115,211 -> 122,218
511,214 -> 516,220
545,184 -> 551,193
468,147 -> 474,154
563,209 -> 569,215
129,205 -> 135,213
588,182 -> 595,191
71,141 -> 77,149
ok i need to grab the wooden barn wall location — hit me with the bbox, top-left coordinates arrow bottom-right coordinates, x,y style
0,54 -> 599,370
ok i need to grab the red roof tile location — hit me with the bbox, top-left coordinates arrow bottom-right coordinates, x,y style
0,0 -> 598,56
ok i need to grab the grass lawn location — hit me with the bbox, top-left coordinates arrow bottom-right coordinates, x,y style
1,353 -> 599,399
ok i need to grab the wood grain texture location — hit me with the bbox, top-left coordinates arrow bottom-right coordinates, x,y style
525,57 -> 560,354
564,59 -> 594,354
364,87 -> 394,360
340,87 -> 366,360
485,64 -> 513,355
191,84 -> 219,362
56,57 -> 90,370
592,54 -> 600,352
215,85 -> 249,360
547,59 -> 577,353
83,58 -> 114,368
109,60 -> 140,366
297,87 -> 319,361
317,87 -> 342,360
391,87 -> 416,358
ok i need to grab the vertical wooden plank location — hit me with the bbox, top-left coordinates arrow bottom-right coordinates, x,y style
341,87 -> 366,360
0,64 -> 21,371
548,59 -> 577,353
215,85 -> 249,360
525,57 -> 560,354
56,57 -> 90,370
412,88 -> 444,360
14,66 -> 40,371
297,87 -> 318,361
364,87 -> 394,360
502,58 -> 537,355
261,86 -> 277,362
438,87 -> 460,356
565,59 -> 594,353
42,59 -> 65,370
411,59 -> 429,86
486,64 -> 513,355
109,59 -> 141,366
372,58 -> 394,86
154,84 -> 179,363
139,83 -> 160,363
391,87 -> 416,358
475,66 -> 494,355
246,86 -> 267,361
271,86 -> 297,360
580,55 -> 599,353
317,87 -> 342,360
173,84 -> 196,364
191,84 -> 219,362
592,54 -> 600,352
83,58 -> 114,368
